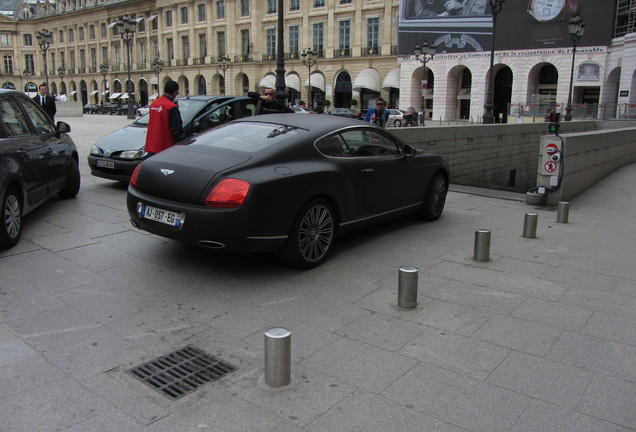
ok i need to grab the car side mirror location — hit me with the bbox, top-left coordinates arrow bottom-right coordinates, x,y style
404,144 -> 416,157
56,121 -> 71,136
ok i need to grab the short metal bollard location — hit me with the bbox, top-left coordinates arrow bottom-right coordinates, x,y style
397,265 -> 418,309
264,328 -> 291,387
474,229 -> 491,261
556,201 -> 569,223
523,212 -> 538,238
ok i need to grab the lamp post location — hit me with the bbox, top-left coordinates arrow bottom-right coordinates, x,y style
217,55 -> 231,95
301,49 -> 316,110
414,41 -> 436,126
564,15 -> 585,122
99,62 -> 109,103
151,55 -> 163,95
274,0 -> 288,105
57,65 -> 66,98
114,15 -> 137,119
23,69 -> 32,92
36,29 -> 53,90
482,0 -> 506,124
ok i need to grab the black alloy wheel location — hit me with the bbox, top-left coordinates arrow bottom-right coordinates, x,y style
414,171 -> 448,221
0,187 -> 22,249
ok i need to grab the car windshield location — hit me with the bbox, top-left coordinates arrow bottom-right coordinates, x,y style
189,122 -> 305,153
132,98 -> 210,126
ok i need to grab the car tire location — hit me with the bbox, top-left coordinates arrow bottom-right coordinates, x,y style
414,171 -> 448,221
0,186 -> 22,249
394,119 -> 402,127
58,158 -> 81,198
278,198 -> 336,269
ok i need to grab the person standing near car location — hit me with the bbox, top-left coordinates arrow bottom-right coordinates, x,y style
145,80 -> 184,155
248,88 -> 294,115
364,97 -> 390,128
33,83 -> 56,122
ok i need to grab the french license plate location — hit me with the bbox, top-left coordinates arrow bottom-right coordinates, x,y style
141,204 -> 185,228
96,159 -> 115,169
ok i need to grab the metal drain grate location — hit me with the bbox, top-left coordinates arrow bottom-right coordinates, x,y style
127,345 -> 237,400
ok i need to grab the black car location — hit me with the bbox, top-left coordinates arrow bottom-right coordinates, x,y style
0,89 -> 81,249
100,102 -> 118,115
117,103 -> 140,116
88,95 -> 257,182
83,103 -> 101,114
328,107 -> 362,119
127,114 -> 448,268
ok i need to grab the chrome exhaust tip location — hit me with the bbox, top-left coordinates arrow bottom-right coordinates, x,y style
198,240 -> 226,249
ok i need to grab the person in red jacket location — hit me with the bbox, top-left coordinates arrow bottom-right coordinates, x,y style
145,80 -> 184,155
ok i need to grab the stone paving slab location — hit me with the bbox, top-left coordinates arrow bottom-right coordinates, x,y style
1,115 -> 636,431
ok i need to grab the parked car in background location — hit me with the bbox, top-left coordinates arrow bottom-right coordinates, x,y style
100,102 -> 118,115
127,114 -> 449,269
0,89 -> 81,249
88,95 -> 257,182
83,103 -> 101,114
387,109 -> 406,127
291,106 -> 315,114
117,103 -> 141,116
328,107 -> 362,119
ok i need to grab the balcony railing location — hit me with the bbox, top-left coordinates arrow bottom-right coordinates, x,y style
176,59 -> 188,66
286,52 -> 300,60
233,54 -> 252,62
334,48 -> 351,58
262,53 -> 276,62
89,66 -> 97,73
77,67 -> 86,74
193,57 -> 205,65
362,46 -> 381,56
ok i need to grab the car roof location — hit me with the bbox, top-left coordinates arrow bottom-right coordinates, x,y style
0,89 -> 25,96
237,113 -> 382,136
176,94 -> 249,102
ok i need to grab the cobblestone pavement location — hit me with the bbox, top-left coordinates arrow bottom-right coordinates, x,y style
1,115 -> 635,431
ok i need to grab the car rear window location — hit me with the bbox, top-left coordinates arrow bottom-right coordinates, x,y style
189,122 -> 305,153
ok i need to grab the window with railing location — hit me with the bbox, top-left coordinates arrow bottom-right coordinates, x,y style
24,54 -> 34,73
91,48 -> 97,68
288,25 -> 299,59
167,38 -> 174,59
3,55 -> 12,75
199,33 -> 207,58
366,17 -> 379,55
217,31 -> 225,58
337,20 -> 350,57
266,28 -> 276,59
241,29 -> 250,56
313,23 -> 324,56
101,46 -> 108,63
182,36 -> 190,60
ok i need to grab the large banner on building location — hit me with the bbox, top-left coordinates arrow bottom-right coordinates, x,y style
398,0 -> 615,54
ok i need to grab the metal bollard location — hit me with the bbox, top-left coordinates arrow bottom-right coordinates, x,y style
397,266 -> 418,309
473,229 -> 491,261
556,201 -> 569,223
523,212 -> 538,238
264,328 -> 291,387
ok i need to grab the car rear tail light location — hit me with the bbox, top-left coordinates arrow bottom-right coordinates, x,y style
130,163 -> 142,188
205,179 -> 250,208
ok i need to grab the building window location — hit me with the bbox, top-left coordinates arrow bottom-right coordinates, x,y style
199,33 -> 207,58
290,0 -> 299,11
241,0 -> 249,16
139,42 -> 146,64
314,0 -> 325,7
79,49 -> 85,69
216,1 -> 225,19
313,23 -> 324,56
339,20 -> 350,52
91,48 -> 97,68
266,28 -> 276,57
70,51 -> 75,70
114,46 -> 120,67
79,27 -> 84,41
367,17 -> 379,49
197,4 -> 206,21
166,10 -> 173,27
167,38 -> 174,59
217,32 -> 225,57
182,36 -> 190,60
101,23 -> 106,38
24,54 -> 34,73
241,29 -> 250,56
151,16 -> 158,31
89,25 -> 95,40
23,34 -> 32,46
102,46 -> 108,63
180,6 -> 188,24
58,30 -> 64,43
267,0 -> 276,13
68,29 -> 74,43
138,19 -> 145,32
3,55 -> 13,75
340,0 -> 352,3
50,52 -> 55,71
289,25 -> 299,57
1,34 -> 11,47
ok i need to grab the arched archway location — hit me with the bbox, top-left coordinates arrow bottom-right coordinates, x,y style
197,75 -> 206,95
489,65 -> 512,123
138,79 -> 148,106
602,67 -> 621,119
334,71 -> 352,108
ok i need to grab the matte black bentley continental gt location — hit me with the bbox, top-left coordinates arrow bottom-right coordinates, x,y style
127,114 -> 448,268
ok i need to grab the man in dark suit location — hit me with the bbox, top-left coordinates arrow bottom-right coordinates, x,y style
33,83 -> 57,122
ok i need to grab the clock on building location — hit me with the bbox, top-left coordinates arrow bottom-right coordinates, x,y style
526,0 -> 581,22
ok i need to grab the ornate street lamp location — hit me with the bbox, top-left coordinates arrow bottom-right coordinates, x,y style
57,65 -> 66,81
274,0 -> 288,105
564,15 -> 585,122
217,55 -> 231,95
414,41 -> 436,126
36,29 -> 53,90
301,49 -> 316,110
151,55 -> 163,94
99,62 -> 109,102
114,15 -> 137,119
482,0 -> 506,124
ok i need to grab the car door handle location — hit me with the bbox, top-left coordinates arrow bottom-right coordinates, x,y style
361,168 -> 374,174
